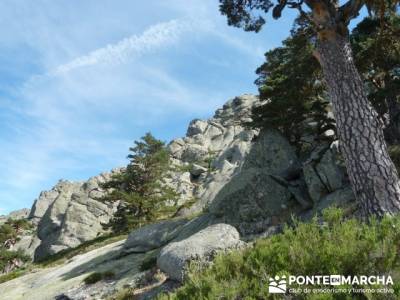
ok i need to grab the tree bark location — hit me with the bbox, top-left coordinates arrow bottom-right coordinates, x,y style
316,33 -> 400,217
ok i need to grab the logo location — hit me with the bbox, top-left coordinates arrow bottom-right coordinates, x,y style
267,274 -> 394,295
269,275 -> 287,293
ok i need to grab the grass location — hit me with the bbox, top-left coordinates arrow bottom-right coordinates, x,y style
83,270 -> 115,284
159,208 -> 400,300
36,234 -> 127,267
0,266 -> 32,284
139,251 -> 158,272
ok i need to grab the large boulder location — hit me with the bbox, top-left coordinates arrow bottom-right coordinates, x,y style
173,213 -> 216,242
242,129 -> 298,173
303,145 -> 345,204
157,223 -> 244,282
209,168 -> 294,235
208,129 -> 300,234
123,218 -> 188,253
316,186 -> 355,212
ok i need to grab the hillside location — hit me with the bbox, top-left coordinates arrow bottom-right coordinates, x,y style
0,94 -> 357,299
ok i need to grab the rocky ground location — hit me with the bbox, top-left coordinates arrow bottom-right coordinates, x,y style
0,94 -> 356,299
0,240 -> 138,300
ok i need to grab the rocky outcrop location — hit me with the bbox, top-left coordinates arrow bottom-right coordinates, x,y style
18,92 -> 257,261
0,93 -> 360,299
157,224 -> 244,282
166,94 -> 261,214
0,208 -> 39,259
8,94 -> 354,264
33,171 -> 119,261
303,144 -> 345,204
316,186 -> 355,212
206,129 -> 302,234
0,208 -> 30,225
123,218 -> 188,253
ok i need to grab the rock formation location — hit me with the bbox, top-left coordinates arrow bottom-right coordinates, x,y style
9,94 -> 354,261
0,94 -> 357,300
25,171 -> 119,261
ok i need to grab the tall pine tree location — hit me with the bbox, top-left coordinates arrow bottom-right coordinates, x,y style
220,0 -> 400,217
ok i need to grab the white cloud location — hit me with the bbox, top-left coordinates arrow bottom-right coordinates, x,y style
53,19 -> 200,75
0,0 -> 275,213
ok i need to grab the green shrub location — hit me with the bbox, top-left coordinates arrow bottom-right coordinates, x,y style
84,272 -> 103,284
160,208 -> 400,300
0,268 -> 28,284
0,219 -> 32,275
83,270 -> 115,284
139,255 -> 157,272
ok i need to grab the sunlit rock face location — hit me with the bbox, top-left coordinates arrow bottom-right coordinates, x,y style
31,171 -> 119,261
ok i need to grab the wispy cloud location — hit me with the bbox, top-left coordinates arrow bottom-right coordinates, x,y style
0,0 -> 284,214
53,19 -> 200,75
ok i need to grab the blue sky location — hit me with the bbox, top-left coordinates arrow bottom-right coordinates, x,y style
0,0 -> 311,214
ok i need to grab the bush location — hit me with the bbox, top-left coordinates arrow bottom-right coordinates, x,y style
83,270 -> 115,284
0,219 -> 32,279
139,255 -> 157,272
84,272 -> 103,284
160,208 -> 400,300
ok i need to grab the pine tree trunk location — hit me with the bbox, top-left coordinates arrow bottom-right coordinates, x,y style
316,33 -> 400,217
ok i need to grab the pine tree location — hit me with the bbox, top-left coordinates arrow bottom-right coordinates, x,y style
251,22 -> 336,150
351,14 -> 400,144
253,16 -> 400,151
100,133 -> 178,233
219,0 -> 400,216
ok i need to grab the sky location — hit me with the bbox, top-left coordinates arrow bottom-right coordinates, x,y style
0,0 -> 318,215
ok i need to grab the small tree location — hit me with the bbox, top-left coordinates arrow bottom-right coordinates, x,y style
101,133 -> 178,233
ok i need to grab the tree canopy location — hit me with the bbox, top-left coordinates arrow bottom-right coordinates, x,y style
351,14 -> 400,143
251,21 -> 335,149
251,14 -> 400,152
219,0 -> 399,35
